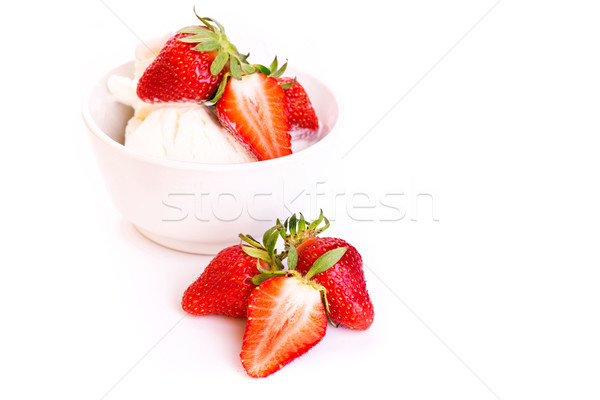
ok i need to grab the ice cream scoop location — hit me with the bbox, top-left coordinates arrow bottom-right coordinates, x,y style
125,105 -> 256,163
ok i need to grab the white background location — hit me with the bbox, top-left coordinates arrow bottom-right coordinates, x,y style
2,0 -> 599,399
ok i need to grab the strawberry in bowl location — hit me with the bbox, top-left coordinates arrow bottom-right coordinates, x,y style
108,13 -> 324,163
82,12 -> 342,254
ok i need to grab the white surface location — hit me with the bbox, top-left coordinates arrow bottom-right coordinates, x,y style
2,0 -> 599,399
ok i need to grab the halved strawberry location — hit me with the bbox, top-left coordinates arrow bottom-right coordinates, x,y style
279,77 -> 319,137
240,245 -> 347,377
216,73 -> 292,161
240,275 -> 327,377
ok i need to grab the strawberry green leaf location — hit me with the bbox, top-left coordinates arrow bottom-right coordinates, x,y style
270,60 -> 288,79
276,219 -> 286,240
202,17 -> 225,33
308,209 -> 324,230
178,32 -> 218,43
287,244 -> 298,270
304,247 -> 348,280
207,72 -> 230,103
250,270 -> 290,286
263,226 -> 279,257
194,12 -> 216,31
239,232 -> 263,249
210,49 -> 229,76
242,63 -> 256,74
254,64 -> 271,75
178,25 -> 214,35
262,226 -> 277,250
269,56 -> 278,74
251,273 -> 272,286
241,245 -> 270,262
229,56 -> 242,79
255,258 -> 270,274
288,214 -> 298,236
321,216 -> 330,233
193,41 -> 220,52
298,213 -> 306,232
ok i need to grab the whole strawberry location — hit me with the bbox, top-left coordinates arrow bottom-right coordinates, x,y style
137,16 -> 250,103
182,228 -> 284,318
280,212 -> 374,330
296,237 -> 373,330
278,77 -> 319,136
182,245 -> 260,318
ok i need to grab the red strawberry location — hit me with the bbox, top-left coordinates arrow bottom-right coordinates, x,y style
278,77 -> 319,136
296,237 -> 374,330
181,245 -> 261,318
240,275 -> 327,377
137,32 -> 222,103
280,212 -> 374,330
216,73 -> 292,160
182,227 -> 285,318
137,16 -> 250,103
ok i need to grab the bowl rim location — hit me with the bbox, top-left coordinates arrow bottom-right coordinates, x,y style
81,61 -> 343,172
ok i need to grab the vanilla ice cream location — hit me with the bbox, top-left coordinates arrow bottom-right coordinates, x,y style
108,73 -> 256,163
125,105 -> 256,163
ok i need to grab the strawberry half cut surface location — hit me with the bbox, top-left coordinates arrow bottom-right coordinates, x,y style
240,275 -> 327,378
216,73 -> 292,161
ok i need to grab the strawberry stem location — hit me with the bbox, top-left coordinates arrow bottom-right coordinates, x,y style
178,11 -> 258,88
278,209 -> 330,248
239,227 -> 285,272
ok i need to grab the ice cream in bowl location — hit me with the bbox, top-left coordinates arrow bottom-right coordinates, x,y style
81,16 -> 342,254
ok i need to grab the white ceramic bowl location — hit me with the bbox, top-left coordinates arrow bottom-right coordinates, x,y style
82,61 -> 342,254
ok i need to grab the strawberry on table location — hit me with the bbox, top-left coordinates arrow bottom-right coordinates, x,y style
181,245 -> 259,318
241,275 -> 327,378
296,237 -> 374,330
137,15 -> 249,103
216,72 -> 292,160
182,228 -> 284,318
181,211 -> 372,376
278,77 -> 319,136
279,212 -> 375,330
240,246 -> 347,378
